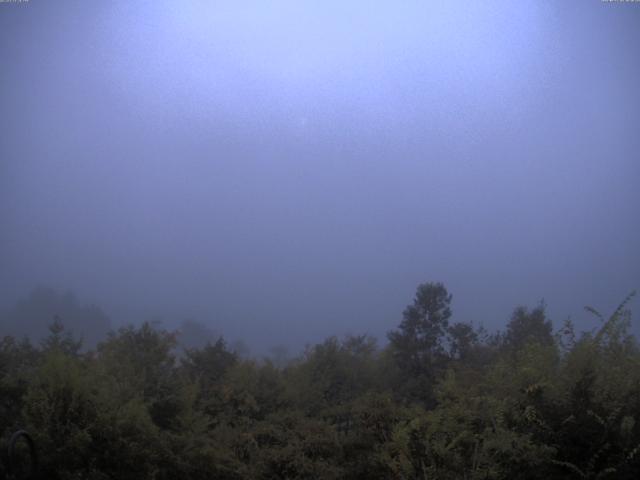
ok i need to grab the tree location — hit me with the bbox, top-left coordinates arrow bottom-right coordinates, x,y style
0,287 -> 110,349
182,337 -> 238,390
98,323 -> 184,431
40,316 -> 82,356
387,282 -> 452,405
504,304 -> 553,351
447,321 -> 478,361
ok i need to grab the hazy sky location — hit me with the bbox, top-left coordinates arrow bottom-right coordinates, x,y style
1,0 -> 639,351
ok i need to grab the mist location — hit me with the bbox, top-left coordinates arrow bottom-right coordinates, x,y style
1,0 -> 639,353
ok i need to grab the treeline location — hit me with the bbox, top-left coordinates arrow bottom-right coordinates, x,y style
0,287 -> 111,349
1,283 -> 639,479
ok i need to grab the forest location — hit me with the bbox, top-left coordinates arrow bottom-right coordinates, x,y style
1,282 -> 639,479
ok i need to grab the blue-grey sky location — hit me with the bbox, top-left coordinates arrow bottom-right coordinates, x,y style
1,0 -> 639,351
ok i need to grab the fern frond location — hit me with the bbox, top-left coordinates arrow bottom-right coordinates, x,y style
585,305 -> 604,322
595,467 -> 617,479
594,291 -> 637,344
551,459 -> 586,477
587,410 -> 606,428
626,442 -> 640,461
587,442 -> 610,475
611,290 -> 637,321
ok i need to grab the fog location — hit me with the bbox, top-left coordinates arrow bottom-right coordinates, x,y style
1,0 -> 639,353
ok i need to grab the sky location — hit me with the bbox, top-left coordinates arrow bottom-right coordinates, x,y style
1,0 -> 639,352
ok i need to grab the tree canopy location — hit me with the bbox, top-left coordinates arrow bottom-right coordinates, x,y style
0,284 -> 638,479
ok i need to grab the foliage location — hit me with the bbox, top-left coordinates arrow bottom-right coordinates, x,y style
0,286 -> 639,479
387,282 -> 453,406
